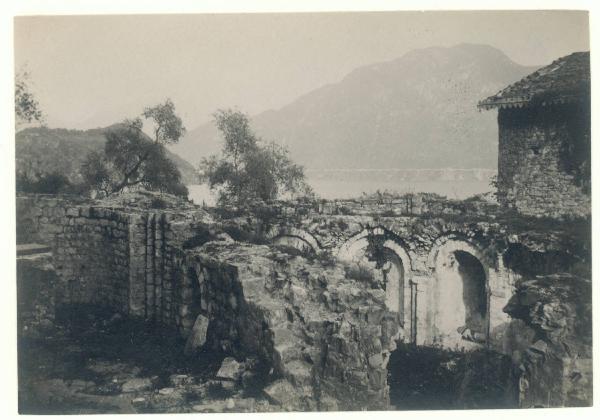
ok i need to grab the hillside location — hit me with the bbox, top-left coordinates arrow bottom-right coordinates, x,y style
15,126 -> 198,185
173,44 -> 537,170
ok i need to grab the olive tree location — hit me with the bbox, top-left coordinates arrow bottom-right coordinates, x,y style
81,119 -> 188,198
142,98 -> 186,144
15,68 -> 44,127
199,109 -> 311,205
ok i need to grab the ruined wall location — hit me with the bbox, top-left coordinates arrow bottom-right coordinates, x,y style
268,214 -> 517,352
17,253 -> 58,337
16,194 -> 591,409
16,195 -> 130,310
15,195 -> 92,245
504,274 -> 592,407
497,103 -> 590,218
174,243 -> 401,411
16,194 -> 208,317
126,212 -> 215,325
53,206 -> 131,310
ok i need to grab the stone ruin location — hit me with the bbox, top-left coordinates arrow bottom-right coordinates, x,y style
16,192 -> 592,411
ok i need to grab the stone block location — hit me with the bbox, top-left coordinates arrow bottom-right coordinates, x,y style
66,208 -> 79,217
121,377 -> 154,393
263,379 -> 300,407
184,314 -> 210,356
216,357 -> 243,381
168,374 -> 195,387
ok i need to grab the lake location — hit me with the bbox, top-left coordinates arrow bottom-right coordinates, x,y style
188,170 -> 494,206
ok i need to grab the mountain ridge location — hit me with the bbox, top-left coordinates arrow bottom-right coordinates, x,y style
172,43 -> 538,171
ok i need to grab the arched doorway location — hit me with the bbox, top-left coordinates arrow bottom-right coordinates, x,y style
428,237 -> 489,349
454,251 -> 488,337
379,249 -> 405,315
337,228 -> 411,323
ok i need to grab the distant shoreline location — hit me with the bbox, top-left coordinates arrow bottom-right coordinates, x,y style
304,168 -> 496,183
304,168 -> 496,172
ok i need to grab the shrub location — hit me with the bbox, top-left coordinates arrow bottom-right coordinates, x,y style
16,170 -> 81,194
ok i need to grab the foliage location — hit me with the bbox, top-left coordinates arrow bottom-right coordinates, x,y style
344,262 -> 376,283
16,170 -> 80,194
142,98 -> 186,144
80,120 -> 188,198
15,68 -> 44,127
16,126 -> 199,187
364,231 -> 388,270
333,205 -> 354,216
488,174 -> 499,200
80,151 -> 113,196
199,109 -> 311,205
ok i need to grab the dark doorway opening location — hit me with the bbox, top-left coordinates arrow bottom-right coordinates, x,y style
454,251 -> 488,336
387,342 -> 518,410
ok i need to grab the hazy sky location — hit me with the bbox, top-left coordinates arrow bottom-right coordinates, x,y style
14,11 -> 589,130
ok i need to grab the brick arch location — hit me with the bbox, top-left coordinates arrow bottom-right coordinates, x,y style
265,226 -> 320,254
336,227 -> 413,273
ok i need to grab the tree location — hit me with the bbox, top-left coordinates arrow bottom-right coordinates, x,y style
81,151 -> 113,197
142,99 -> 186,144
15,68 -> 44,127
81,119 -> 188,198
16,170 -> 76,194
199,109 -> 311,205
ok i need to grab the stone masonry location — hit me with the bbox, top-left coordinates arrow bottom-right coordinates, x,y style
496,104 -> 590,218
16,193 -> 592,408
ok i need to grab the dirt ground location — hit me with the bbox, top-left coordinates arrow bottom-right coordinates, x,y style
18,305 -> 273,414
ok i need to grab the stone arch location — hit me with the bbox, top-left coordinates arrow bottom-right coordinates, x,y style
427,234 -> 489,270
337,227 -> 413,270
265,226 -> 320,254
427,234 -> 490,348
337,227 -> 412,318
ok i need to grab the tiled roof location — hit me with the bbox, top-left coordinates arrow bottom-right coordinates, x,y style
478,51 -> 590,110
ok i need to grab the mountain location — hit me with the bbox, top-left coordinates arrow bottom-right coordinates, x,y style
173,44 -> 538,171
15,126 -> 198,185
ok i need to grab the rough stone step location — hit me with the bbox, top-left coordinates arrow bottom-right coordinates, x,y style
260,308 -> 291,328
271,325 -> 306,364
17,243 -> 52,256
271,326 -> 298,347
274,342 -> 304,364
239,277 -> 266,299
284,360 -> 313,388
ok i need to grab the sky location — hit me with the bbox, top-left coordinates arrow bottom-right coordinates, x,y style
14,10 -> 589,131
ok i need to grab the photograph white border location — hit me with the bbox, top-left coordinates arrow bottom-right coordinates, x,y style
2,1 -> 598,420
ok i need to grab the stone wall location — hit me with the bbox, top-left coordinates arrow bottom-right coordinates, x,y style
17,253 -> 58,337
497,103 -> 590,218
267,214 -> 517,351
52,206 -> 131,311
175,242 -> 401,411
16,194 -> 209,317
16,195 -> 92,245
504,274 -> 592,407
16,193 -> 591,409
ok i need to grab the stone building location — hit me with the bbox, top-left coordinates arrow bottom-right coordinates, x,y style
479,51 -> 590,218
